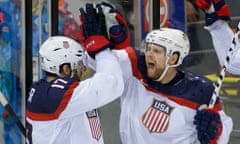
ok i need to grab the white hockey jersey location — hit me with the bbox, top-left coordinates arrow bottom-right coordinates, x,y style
205,20 -> 240,75
26,50 -> 124,144
113,47 -> 233,144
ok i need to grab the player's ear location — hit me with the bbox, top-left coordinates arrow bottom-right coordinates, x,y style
168,52 -> 179,65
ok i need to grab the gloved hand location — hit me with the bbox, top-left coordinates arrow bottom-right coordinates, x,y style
96,2 -> 130,49
194,106 -> 223,144
196,0 -> 231,26
79,3 -> 112,58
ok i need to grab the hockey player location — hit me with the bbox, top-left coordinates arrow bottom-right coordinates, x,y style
196,0 -> 240,75
26,6 -> 124,143
79,2 -> 233,144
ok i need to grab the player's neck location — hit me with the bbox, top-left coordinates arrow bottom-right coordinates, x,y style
47,75 -> 57,82
160,68 -> 177,84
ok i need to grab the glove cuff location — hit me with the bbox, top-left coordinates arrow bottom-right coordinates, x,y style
196,0 -> 211,10
205,11 -> 230,26
84,35 -> 111,51
216,4 -> 231,20
84,35 -> 112,58
205,12 -> 219,26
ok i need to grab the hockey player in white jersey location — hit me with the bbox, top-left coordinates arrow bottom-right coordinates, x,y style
26,5 -> 124,144
196,0 -> 240,75
79,2 -> 233,144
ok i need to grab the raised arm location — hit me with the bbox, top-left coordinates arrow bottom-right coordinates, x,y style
196,0 -> 240,75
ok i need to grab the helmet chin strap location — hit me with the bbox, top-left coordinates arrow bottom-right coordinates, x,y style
154,57 -> 177,82
154,64 -> 170,82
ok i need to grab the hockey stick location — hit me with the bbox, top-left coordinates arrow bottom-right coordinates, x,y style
0,91 -> 26,137
208,22 -> 240,108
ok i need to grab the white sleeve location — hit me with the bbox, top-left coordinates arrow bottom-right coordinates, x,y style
60,49 -> 124,118
85,51 -> 96,71
218,110 -> 233,144
112,49 -> 133,81
229,43 -> 240,74
204,20 -> 240,75
86,49 -> 133,82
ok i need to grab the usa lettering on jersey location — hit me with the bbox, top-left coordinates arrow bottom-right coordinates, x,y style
142,99 -> 174,133
86,109 -> 102,140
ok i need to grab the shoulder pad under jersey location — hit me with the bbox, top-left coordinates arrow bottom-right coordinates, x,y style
175,71 -> 216,105
27,77 -> 79,114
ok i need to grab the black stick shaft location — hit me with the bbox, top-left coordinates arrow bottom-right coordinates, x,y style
209,23 -> 240,108
5,104 -> 26,137
0,92 -> 26,137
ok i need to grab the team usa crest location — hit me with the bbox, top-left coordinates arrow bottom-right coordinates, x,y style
142,99 -> 174,133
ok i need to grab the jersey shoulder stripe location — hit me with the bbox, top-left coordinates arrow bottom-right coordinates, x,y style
125,46 -> 146,80
145,71 -> 221,110
26,78 -> 79,121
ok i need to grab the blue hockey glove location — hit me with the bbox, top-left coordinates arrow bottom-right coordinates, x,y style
96,2 -> 130,49
79,3 -> 112,58
194,106 -> 222,144
196,0 -> 231,26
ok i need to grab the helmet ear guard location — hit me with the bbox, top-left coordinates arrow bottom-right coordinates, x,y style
40,56 -> 61,75
39,36 -> 87,77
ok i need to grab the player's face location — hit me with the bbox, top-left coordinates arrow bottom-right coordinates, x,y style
72,60 -> 86,81
61,64 -> 72,77
145,43 -> 167,80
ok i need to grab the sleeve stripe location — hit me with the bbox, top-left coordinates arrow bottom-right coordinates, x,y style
125,46 -> 144,79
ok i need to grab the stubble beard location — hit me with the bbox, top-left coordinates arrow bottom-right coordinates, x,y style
147,67 -> 163,80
